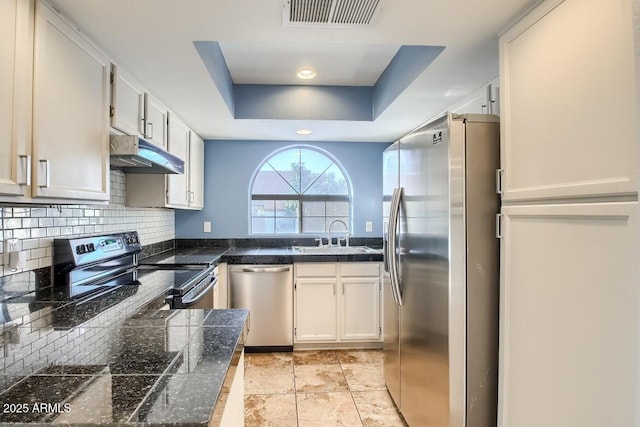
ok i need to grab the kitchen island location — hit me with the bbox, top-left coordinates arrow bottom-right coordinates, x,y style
0,265 -> 248,426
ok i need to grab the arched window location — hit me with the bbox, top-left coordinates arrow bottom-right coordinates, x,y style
250,146 -> 351,235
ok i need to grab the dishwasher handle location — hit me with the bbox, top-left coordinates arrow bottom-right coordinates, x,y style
241,266 -> 290,273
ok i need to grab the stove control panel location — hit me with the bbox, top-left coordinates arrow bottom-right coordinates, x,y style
55,231 -> 143,267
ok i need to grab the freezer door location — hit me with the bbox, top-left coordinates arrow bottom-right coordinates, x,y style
399,115 -> 451,427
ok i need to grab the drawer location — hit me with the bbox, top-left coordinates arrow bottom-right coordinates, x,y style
340,262 -> 380,277
295,263 -> 338,277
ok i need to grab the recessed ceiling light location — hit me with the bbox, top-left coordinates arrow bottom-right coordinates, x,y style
296,129 -> 312,135
296,67 -> 316,80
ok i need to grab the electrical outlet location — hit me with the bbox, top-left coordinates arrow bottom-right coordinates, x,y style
365,221 -> 373,232
5,239 -> 20,252
203,221 -> 212,233
4,239 -> 22,269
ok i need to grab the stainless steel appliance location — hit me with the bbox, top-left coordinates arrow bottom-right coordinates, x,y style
110,135 -> 185,174
228,265 -> 293,351
383,113 -> 500,426
53,232 -> 216,312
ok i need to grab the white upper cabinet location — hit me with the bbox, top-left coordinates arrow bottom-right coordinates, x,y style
0,0 -> 33,197
188,132 -> 205,209
144,93 -> 167,149
125,120 -> 204,210
166,112 -> 190,208
110,63 -> 143,136
31,0 -> 109,201
499,0 -> 637,202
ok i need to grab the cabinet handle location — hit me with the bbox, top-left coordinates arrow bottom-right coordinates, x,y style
38,159 -> 50,188
333,282 -> 336,295
18,155 -> 31,186
146,122 -> 154,139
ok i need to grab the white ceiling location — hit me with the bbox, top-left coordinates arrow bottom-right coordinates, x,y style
219,41 -> 400,86
49,0 -> 538,142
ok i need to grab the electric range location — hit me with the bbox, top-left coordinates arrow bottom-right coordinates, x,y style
52,232 -> 217,315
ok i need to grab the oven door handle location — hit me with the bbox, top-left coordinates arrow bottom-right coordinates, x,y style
180,276 -> 217,307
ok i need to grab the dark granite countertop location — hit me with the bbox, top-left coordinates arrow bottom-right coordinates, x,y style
0,272 -> 248,427
221,247 -> 383,264
139,248 -> 228,267
144,245 -> 384,266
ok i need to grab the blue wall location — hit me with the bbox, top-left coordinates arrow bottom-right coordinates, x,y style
175,140 -> 390,238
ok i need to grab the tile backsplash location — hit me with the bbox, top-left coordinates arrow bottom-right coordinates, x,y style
0,170 -> 175,277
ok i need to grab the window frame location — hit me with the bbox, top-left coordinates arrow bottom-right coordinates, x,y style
249,146 -> 352,236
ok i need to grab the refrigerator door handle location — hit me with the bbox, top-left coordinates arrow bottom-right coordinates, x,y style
388,187 -> 404,306
386,188 -> 399,303
383,220 -> 390,273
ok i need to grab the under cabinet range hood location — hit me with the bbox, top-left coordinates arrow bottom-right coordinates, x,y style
109,135 -> 184,174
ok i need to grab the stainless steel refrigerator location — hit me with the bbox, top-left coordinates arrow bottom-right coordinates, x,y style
383,113 -> 500,427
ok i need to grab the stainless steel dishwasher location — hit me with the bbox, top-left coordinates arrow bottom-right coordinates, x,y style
228,265 -> 293,351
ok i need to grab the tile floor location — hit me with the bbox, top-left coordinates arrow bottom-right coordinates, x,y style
244,349 -> 407,427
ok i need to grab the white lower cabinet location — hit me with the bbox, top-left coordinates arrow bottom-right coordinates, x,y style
215,263 -> 228,309
339,277 -> 381,341
498,202 -> 638,427
294,262 -> 381,344
217,349 -> 244,427
295,276 -> 338,341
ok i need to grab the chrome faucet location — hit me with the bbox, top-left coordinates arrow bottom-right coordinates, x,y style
327,219 -> 349,247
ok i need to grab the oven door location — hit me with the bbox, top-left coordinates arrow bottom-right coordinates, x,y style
167,273 -> 217,309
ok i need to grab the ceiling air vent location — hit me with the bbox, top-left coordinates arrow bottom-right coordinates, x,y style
283,0 -> 382,27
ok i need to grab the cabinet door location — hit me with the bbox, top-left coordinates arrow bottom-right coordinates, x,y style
166,113 -> 189,207
499,0 -> 636,202
339,277 -> 380,341
498,202 -> 638,427
489,80 -> 500,116
188,132 -> 204,209
144,93 -> 167,148
218,350 -> 244,427
0,0 -> 33,196
110,64 -> 143,136
294,278 -> 337,342
32,1 -> 109,201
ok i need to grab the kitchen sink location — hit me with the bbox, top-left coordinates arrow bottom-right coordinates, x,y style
291,246 -> 380,254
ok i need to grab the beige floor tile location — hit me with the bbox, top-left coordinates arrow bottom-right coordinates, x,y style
245,351 -> 293,368
293,350 -> 339,365
297,392 -> 363,427
337,350 -> 384,365
245,393 -> 298,427
351,391 -> 406,427
245,365 -> 295,394
342,363 -> 386,391
294,364 -> 348,393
